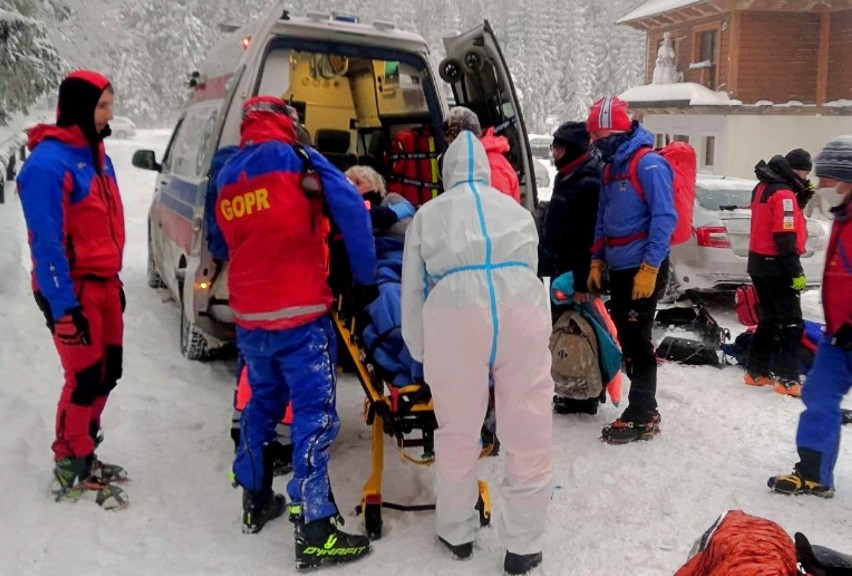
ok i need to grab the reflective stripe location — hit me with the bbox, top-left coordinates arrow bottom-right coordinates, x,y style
233,303 -> 327,322
429,260 -> 529,282
599,96 -> 613,130
464,132 -> 501,369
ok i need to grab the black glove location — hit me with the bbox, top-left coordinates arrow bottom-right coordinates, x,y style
120,286 -> 126,313
831,323 -> 852,350
55,306 -> 91,346
350,283 -> 379,311
796,179 -> 816,210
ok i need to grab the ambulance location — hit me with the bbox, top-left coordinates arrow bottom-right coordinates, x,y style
132,3 -> 536,359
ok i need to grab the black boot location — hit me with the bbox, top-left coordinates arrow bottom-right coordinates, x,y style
601,411 -> 661,445
504,551 -> 543,575
439,537 -> 473,560
241,443 -> 286,534
292,508 -> 371,570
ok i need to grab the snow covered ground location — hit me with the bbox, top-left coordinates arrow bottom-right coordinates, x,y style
0,129 -> 849,576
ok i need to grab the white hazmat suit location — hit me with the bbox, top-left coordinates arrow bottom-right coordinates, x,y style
401,130 -> 553,556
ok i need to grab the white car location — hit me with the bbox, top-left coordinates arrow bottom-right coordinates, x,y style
110,116 -> 136,139
527,133 -> 553,161
669,174 -> 828,293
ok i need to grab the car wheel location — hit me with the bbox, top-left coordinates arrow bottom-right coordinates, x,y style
179,282 -> 208,360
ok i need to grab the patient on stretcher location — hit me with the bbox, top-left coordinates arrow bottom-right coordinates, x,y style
345,166 -> 422,386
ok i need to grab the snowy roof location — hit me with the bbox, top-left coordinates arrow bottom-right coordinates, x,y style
619,82 -> 733,106
617,0 -> 703,24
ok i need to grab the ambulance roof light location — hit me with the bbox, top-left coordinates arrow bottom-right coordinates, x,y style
332,11 -> 358,23
373,20 -> 396,31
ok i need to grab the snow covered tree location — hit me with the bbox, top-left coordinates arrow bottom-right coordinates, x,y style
0,7 -> 63,125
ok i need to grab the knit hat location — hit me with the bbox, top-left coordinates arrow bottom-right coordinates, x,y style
57,70 -> 112,145
443,106 -> 482,139
785,148 -> 812,173
551,121 -> 589,159
586,96 -> 632,134
814,135 -> 852,183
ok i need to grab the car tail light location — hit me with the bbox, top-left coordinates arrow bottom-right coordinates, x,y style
695,226 -> 731,248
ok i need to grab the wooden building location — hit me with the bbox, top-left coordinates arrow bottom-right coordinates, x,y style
617,0 -> 852,178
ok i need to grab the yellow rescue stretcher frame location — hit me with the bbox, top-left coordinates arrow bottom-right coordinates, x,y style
330,301 -> 491,540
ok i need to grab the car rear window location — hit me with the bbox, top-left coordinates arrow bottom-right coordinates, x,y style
695,180 -> 754,210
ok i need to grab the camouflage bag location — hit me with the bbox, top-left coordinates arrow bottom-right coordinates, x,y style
550,309 -> 602,401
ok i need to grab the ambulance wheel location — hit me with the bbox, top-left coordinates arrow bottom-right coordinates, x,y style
179,283 -> 208,360
364,503 -> 383,540
438,57 -> 463,83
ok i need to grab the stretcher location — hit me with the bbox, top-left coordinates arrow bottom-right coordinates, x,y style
331,298 -> 491,540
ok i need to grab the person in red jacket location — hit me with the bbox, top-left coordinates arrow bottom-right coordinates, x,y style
215,96 -> 377,569
17,70 -> 128,510
442,106 -> 521,203
769,135 -> 852,498
745,150 -> 812,396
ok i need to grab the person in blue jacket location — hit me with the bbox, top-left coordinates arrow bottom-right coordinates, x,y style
585,96 -> 677,444
211,97 -> 377,570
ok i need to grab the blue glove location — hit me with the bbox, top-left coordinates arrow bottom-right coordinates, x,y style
550,272 -> 575,304
388,199 -> 415,220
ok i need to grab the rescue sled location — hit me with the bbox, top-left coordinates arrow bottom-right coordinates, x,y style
330,296 -> 491,540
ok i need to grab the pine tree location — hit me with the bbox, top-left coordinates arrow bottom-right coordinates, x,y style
0,7 -> 63,125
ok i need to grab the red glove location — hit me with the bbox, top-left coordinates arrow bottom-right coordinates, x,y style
54,307 -> 91,346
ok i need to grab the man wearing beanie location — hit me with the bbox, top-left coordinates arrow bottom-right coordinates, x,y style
585,96 -> 676,444
769,135 -> 852,498
16,70 -> 127,510
539,121 -> 603,414
744,149 -> 812,397
443,106 -> 521,202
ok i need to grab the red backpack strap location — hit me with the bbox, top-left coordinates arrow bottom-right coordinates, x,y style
627,146 -> 654,202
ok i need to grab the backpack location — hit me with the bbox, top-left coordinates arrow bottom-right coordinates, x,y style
550,309 -> 602,400
735,284 -> 760,326
603,141 -> 697,245
674,510 -> 798,576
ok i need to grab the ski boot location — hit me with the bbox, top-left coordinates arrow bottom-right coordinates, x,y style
768,469 -> 834,498
601,411 -> 661,445
240,443 -> 287,534
439,537 -> 473,560
242,488 -> 287,534
504,551 -> 543,575
773,379 -> 802,398
744,372 -> 774,387
290,503 -> 371,570
52,456 -> 128,510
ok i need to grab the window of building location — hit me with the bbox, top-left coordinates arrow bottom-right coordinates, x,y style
692,23 -> 720,90
672,134 -> 690,144
702,135 -> 716,168
655,133 -> 666,148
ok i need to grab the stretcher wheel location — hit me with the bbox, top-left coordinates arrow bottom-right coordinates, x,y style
439,57 -> 463,83
364,503 -> 383,540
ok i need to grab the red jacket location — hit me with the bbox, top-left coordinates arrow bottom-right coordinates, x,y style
480,128 -> 520,203
748,181 -> 807,279
214,109 -> 376,331
823,200 -> 852,335
17,124 -> 125,319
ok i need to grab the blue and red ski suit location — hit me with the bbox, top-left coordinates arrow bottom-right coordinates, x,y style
214,104 -> 376,522
795,198 -> 852,488
17,118 -> 126,462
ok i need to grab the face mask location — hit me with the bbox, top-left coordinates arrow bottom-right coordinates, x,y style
817,186 -> 849,208
590,133 -> 627,163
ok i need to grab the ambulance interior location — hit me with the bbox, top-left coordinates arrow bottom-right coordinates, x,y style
254,46 -> 445,193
